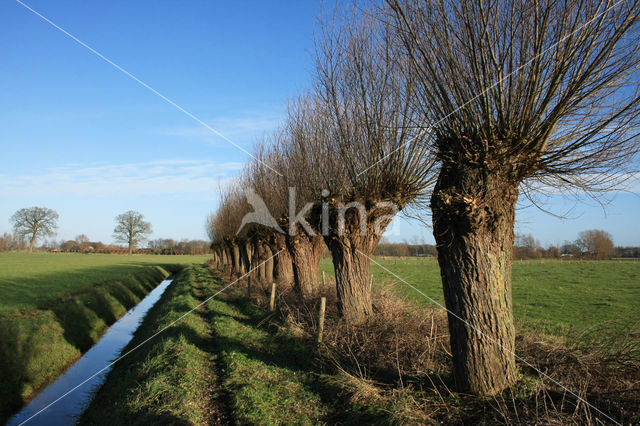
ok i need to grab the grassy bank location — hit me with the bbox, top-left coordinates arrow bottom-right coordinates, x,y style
0,252 -> 208,423
320,257 -> 640,339
80,266 -> 218,424
82,265 -> 390,424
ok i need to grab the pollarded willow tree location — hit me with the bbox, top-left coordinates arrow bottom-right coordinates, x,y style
313,6 -> 434,322
276,97 -> 330,299
388,0 -> 640,395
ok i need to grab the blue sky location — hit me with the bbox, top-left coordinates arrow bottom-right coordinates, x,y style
1,0 -> 638,247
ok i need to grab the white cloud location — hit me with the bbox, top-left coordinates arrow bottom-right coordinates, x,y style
161,110 -> 284,145
0,159 -> 242,197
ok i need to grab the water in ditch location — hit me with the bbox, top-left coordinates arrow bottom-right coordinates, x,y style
6,278 -> 174,426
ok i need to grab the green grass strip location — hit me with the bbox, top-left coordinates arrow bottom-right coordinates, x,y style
207,292 -> 329,425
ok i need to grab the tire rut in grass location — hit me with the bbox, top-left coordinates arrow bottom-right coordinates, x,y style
191,279 -> 235,425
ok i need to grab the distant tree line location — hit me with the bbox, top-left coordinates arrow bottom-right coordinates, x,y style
614,246 -> 640,258
0,232 -> 28,251
374,238 -> 437,257
367,230 -> 637,260
0,235 -> 211,255
146,238 -> 210,255
514,229 -> 628,260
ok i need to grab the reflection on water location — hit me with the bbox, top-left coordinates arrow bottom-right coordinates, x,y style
7,279 -> 173,426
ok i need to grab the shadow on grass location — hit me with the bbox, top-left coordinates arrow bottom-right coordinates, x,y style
209,290 -> 393,424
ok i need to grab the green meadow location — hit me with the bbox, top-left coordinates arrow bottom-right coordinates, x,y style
320,257 -> 640,339
0,252 -> 211,314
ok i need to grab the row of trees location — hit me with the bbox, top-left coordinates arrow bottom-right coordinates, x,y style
146,238 -> 210,255
207,0 -> 640,396
5,207 -> 154,254
54,236 -> 210,254
0,232 -> 29,251
375,239 -> 438,257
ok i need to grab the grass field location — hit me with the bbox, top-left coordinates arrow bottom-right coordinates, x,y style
0,252 -> 211,314
320,257 -> 640,339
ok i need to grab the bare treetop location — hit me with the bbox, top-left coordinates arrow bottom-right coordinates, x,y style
315,4 -> 435,206
390,0 -> 640,195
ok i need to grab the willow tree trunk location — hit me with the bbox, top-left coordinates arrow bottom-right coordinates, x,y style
264,245 -> 274,283
431,164 -> 518,396
229,242 -> 242,276
240,240 -> 252,277
256,242 -> 267,282
221,248 -> 229,271
324,210 -> 391,323
249,240 -> 260,280
272,234 -> 294,285
286,233 -> 324,299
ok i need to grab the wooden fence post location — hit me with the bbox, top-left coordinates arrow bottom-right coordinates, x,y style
316,297 -> 326,345
322,271 -> 326,287
269,282 -> 276,312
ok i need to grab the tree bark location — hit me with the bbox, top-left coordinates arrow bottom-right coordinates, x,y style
264,244 -> 274,283
225,240 -> 241,276
252,241 -> 265,282
286,233 -> 324,299
431,163 -> 518,396
219,248 -> 228,270
324,208 -> 391,323
232,243 -> 243,275
272,234 -> 294,285
29,234 -> 36,253
239,240 -> 252,276
325,236 -> 373,323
